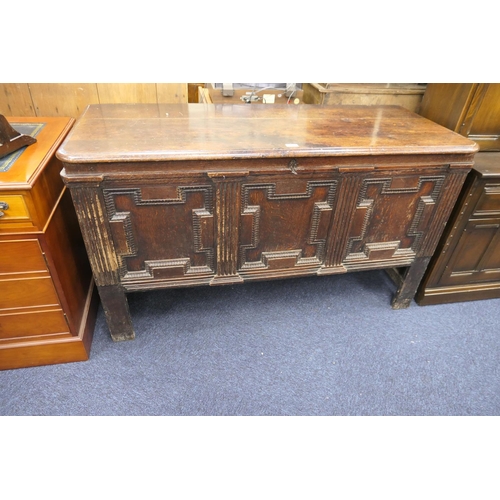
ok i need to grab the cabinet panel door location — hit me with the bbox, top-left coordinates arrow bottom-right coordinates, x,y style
342,174 -> 446,269
103,183 -> 215,282
439,218 -> 500,286
238,176 -> 337,274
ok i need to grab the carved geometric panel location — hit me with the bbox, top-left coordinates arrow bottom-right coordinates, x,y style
343,175 -> 445,266
239,179 -> 337,271
103,185 -> 214,280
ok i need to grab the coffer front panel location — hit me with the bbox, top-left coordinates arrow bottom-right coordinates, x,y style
104,184 -> 215,283
239,177 -> 337,275
342,174 -> 446,269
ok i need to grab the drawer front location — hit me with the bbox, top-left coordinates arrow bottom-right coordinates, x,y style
0,195 -> 31,223
0,277 -> 61,311
0,239 -> 48,275
0,309 -> 69,340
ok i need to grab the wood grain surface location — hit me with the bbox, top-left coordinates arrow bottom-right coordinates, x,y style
57,103 -> 478,164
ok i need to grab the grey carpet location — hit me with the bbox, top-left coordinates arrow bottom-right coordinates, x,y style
1,270 -> 499,415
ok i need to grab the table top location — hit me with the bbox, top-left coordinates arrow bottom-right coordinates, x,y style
1,116 -> 74,188
57,103 -> 478,164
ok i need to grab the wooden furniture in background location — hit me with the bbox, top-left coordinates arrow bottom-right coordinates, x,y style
0,116 -> 98,370
0,83 -> 189,118
418,83 -> 500,151
58,103 -> 476,342
416,152 -> 500,304
302,84 -> 426,112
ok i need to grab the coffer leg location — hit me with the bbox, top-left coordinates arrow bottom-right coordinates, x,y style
97,285 -> 136,341
391,257 -> 431,309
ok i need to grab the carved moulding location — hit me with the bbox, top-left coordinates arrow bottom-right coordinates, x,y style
103,185 -> 215,281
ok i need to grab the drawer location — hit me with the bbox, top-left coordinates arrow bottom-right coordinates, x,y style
0,309 -> 69,340
0,195 -> 31,223
0,276 -> 61,311
0,239 -> 49,275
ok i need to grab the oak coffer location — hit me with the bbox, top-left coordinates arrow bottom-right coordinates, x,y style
0,116 -> 98,369
57,104 -> 478,342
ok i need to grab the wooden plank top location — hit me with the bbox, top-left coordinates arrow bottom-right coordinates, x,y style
1,116 -> 74,188
57,103 -> 478,164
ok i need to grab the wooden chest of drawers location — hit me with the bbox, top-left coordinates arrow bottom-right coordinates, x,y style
417,152 -> 500,304
57,104 -> 477,342
0,117 -> 98,370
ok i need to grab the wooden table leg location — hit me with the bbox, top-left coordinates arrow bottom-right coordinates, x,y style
97,285 -> 135,341
391,257 -> 431,309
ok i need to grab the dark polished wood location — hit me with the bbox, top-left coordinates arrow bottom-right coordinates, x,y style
58,103 -> 477,341
0,116 -> 98,370
418,83 -> 500,151
417,152 -> 500,304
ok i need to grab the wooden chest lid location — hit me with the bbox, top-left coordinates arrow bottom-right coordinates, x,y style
56,103 -> 478,164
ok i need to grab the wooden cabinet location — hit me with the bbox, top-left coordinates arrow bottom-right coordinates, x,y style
0,117 -> 98,370
418,83 -> 500,151
416,152 -> 500,304
57,104 -> 477,342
